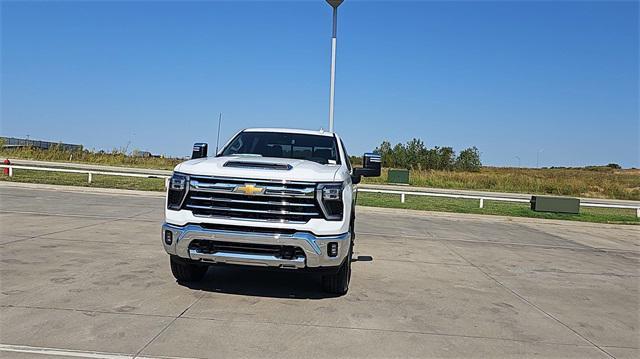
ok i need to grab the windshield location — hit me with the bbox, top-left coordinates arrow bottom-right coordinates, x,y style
221,131 -> 341,165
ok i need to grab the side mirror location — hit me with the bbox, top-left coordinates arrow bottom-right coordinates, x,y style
352,153 -> 381,183
362,153 -> 381,176
351,174 -> 362,185
192,143 -> 208,159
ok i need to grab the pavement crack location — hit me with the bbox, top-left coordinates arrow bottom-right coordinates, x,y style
0,217 -> 123,246
132,292 -> 205,359
368,257 -> 473,266
33,236 -> 158,247
358,231 -> 640,255
130,209 -> 159,219
1,304 -> 174,319
175,314 -> 603,348
530,268 -> 639,278
444,243 -> 617,359
0,209 -> 158,222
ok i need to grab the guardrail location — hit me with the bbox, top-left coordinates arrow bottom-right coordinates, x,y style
357,188 -> 640,217
2,163 -> 639,217
1,164 -> 171,187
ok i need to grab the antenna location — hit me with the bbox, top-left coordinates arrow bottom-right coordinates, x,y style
215,113 -> 222,154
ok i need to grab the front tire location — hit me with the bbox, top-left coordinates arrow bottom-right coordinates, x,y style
322,244 -> 352,295
170,255 -> 207,283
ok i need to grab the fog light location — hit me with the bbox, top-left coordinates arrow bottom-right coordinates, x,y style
164,230 -> 173,245
328,242 -> 338,257
281,247 -> 294,260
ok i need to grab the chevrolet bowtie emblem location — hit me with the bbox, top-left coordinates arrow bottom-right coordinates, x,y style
235,184 -> 265,196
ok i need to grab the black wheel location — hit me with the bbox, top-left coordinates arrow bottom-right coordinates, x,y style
322,243 -> 352,295
170,255 -> 207,283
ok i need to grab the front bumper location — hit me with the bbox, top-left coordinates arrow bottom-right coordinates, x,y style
162,223 -> 350,269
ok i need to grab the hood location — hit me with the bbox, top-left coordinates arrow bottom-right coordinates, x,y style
174,155 -> 341,183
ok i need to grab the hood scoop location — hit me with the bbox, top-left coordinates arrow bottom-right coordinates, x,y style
223,160 -> 293,171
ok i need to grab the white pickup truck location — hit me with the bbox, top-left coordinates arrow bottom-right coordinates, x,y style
161,128 -> 380,294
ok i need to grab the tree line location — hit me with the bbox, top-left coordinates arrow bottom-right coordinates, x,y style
351,138 -> 482,172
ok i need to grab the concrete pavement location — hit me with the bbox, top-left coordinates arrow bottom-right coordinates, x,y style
0,184 -> 638,358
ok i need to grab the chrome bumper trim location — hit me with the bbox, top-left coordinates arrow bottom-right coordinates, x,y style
189,250 -> 306,269
162,223 -> 350,268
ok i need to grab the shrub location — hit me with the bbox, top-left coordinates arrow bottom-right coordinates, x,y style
374,139 -> 480,171
455,147 -> 482,172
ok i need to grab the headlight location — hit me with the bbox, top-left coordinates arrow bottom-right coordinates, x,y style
167,173 -> 189,210
322,185 -> 342,201
317,183 -> 344,221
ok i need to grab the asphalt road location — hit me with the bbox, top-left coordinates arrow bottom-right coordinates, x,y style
0,183 -> 638,359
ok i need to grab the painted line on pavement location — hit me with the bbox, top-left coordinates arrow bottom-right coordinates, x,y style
0,343 -> 195,359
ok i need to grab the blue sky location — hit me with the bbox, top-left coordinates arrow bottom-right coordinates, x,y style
1,0 -> 638,167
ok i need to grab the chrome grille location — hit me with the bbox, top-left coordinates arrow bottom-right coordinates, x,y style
184,176 -> 320,223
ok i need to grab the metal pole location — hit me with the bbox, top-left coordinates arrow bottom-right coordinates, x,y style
215,113 -> 222,154
537,149 -> 543,168
328,7 -> 338,132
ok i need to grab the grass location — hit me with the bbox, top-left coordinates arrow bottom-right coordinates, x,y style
2,146 -> 639,200
1,170 -> 637,225
0,146 -> 181,170
362,167 -> 640,200
357,192 -> 639,225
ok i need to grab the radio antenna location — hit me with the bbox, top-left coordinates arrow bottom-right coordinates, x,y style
215,112 -> 222,154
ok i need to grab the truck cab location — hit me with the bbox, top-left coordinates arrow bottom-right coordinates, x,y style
161,128 -> 380,294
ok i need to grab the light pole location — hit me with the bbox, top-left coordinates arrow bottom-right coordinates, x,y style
215,113 -> 222,154
326,0 -> 343,133
537,149 -> 544,168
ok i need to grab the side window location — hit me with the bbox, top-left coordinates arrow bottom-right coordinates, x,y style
339,139 -> 352,173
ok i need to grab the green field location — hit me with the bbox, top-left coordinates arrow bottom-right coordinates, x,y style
2,146 -> 638,224
357,192 -> 638,225
1,169 -> 637,225
0,146 -> 181,170
3,146 -> 639,200
363,167 -> 640,200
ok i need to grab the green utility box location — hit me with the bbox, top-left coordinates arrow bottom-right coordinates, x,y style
387,169 -> 410,185
530,196 -> 580,214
